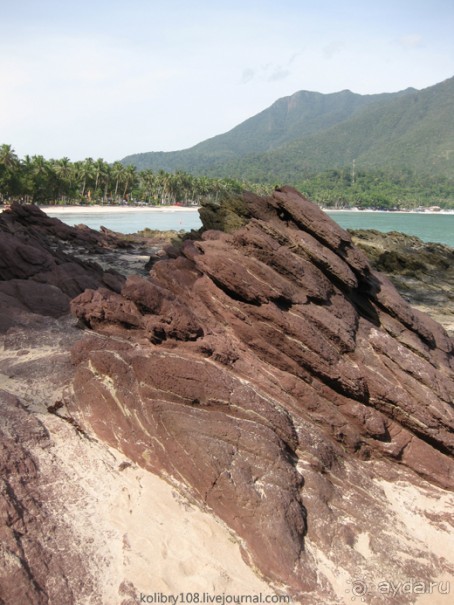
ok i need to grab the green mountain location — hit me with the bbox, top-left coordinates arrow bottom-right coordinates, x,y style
121,77 -> 454,182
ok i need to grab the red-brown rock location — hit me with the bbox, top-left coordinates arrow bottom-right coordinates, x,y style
0,203 -> 126,330
69,187 -> 454,597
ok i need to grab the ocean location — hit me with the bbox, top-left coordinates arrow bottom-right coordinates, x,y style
45,208 -> 454,248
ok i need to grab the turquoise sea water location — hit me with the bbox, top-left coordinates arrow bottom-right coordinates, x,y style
46,209 -> 202,233
327,211 -> 454,247
45,209 -> 454,247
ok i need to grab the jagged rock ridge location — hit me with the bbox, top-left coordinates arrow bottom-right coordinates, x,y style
70,187 -> 454,599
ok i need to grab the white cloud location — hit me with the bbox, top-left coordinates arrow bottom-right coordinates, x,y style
397,34 -> 424,49
323,41 -> 347,59
267,67 -> 291,82
240,68 -> 256,84
240,60 -> 293,85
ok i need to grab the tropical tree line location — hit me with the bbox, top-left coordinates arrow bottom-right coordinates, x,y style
3,143 -> 452,210
0,144 -> 271,206
295,168 -> 454,210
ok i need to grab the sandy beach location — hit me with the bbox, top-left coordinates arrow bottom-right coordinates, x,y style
3,204 -> 452,216
39,204 -> 200,214
20,204 -> 454,216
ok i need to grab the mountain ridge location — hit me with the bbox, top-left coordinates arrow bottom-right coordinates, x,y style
121,77 -> 454,181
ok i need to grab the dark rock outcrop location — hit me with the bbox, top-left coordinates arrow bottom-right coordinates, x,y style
0,204 -> 126,330
69,187 -> 454,598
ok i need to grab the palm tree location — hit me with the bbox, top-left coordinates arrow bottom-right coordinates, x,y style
122,165 -> 137,201
0,144 -> 19,170
140,169 -> 156,204
172,170 -> 192,204
101,163 -> 112,204
93,158 -> 109,200
154,169 -> 167,203
193,175 -> 212,204
77,158 -> 95,200
161,170 -> 174,204
30,155 -> 52,203
54,157 -> 72,180
0,144 -> 21,201
20,155 -> 34,203
53,157 -> 73,202
111,162 -> 126,203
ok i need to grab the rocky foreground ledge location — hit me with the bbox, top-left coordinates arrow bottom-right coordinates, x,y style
1,191 -> 453,604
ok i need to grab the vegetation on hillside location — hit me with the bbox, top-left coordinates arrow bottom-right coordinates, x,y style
295,169 -> 454,209
121,86 -> 419,174
120,77 -> 454,209
1,143 -> 453,211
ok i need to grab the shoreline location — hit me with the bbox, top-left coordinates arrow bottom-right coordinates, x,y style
40,205 -> 200,214
2,204 -> 453,216
325,208 -> 454,215
43,205 -> 454,216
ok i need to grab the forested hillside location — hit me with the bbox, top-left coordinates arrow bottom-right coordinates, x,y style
2,78 -> 453,210
122,77 -> 454,184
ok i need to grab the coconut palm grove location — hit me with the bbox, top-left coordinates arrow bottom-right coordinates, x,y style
0,144 -> 268,207
1,142 -> 454,210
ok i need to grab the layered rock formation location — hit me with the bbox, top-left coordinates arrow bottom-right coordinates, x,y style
0,203 -> 128,332
1,194 -> 453,603
67,188 -> 454,601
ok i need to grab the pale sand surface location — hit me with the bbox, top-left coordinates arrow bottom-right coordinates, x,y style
41,206 -> 454,215
376,478 -> 454,605
40,205 -> 200,214
40,417 -> 277,603
304,470 -> 454,605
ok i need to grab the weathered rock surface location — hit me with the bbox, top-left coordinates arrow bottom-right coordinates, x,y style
0,317 -> 102,605
69,187 -> 454,600
0,203 -> 128,331
0,389 -> 100,605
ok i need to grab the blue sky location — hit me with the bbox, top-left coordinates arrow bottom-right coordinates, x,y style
1,0 -> 453,161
